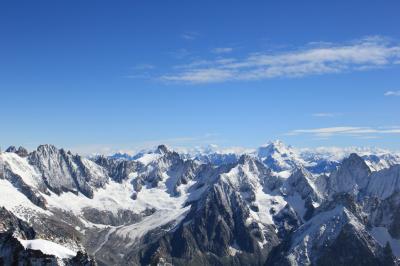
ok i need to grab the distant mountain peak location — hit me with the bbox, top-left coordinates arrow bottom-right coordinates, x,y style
5,146 -> 29,157
156,144 -> 170,154
1,141 -> 400,265
268,139 -> 287,147
256,140 -> 302,172
340,153 -> 370,173
109,152 -> 134,160
5,146 -> 17,153
258,140 -> 295,156
238,153 -> 257,165
36,144 -> 59,153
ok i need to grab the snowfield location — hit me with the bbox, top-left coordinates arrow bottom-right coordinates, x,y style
18,238 -> 77,259
1,141 -> 400,265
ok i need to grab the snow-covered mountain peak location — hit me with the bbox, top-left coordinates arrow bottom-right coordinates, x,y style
366,164 -> 400,199
237,153 -> 257,165
256,140 -> 304,173
201,143 -> 219,154
5,146 -> 29,157
132,144 -> 180,167
324,153 -> 372,197
105,140 -> 400,176
155,144 -> 170,155
339,153 -> 371,177
5,146 -> 17,153
36,144 -> 59,153
220,157 -> 264,194
257,140 -> 293,156
24,144 -> 110,198
290,166 -> 312,178
31,144 -> 75,160
2,142 -> 400,265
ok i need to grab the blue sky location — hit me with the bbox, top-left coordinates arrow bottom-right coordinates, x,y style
1,1 -> 400,154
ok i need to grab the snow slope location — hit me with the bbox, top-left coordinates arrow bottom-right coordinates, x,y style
18,238 -> 77,259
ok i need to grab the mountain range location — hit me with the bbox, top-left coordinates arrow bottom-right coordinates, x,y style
1,141 -> 400,265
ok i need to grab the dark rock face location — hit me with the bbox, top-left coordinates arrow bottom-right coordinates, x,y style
0,207 -> 36,239
268,205 -> 394,266
157,145 -> 169,154
5,146 -> 29,157
316,224 -> 395,266
28,144 -> 108,198
2,144 -> 400,265
0,233 -> 58,266
0,207 -> 96,266
193,153 -> 240,166
273,204 -> 301,238
2,167 -> 47,209
315,193 -> 366,222
29,212 -> 84,248
364,191 -> 400,240
0,234 -> 96,266
137,179 -> 279,266
66,251 -> 97,266
284,168 -> 322,218
133,148 -> 202,197
16,147 -> 29,157
325,153 -> 372,196
94,156 -> 140,183
81,208 -> 155,226
5,146 -> 17,153
87,153 -> 400,265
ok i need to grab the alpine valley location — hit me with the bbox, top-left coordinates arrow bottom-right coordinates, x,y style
1,141 -> 400,266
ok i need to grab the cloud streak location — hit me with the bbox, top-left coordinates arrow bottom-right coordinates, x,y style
212,47 -> 233,54
312,113 -> 340,118
286,126 -> 400,138
384,90 -> 400,96
134,64 -> 155,70
181,31 -> 199,41
161,36 -> 400,84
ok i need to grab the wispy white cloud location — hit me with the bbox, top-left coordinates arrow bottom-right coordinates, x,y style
384,90 -> 400,96
125,73 -> 152,79
170,48 -> 191,59
286,126 -> 400,138
134,63 -> 155,70
164,68 -> 234,83
312,113 -> 340,118
125,64 -> 156,79
359,136 -> 381,139
181,31 -> 199,41
212,47 -> 233,54
161,36 -> 400,84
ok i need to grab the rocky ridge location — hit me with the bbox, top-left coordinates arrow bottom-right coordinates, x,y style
0,142 -> 400,265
